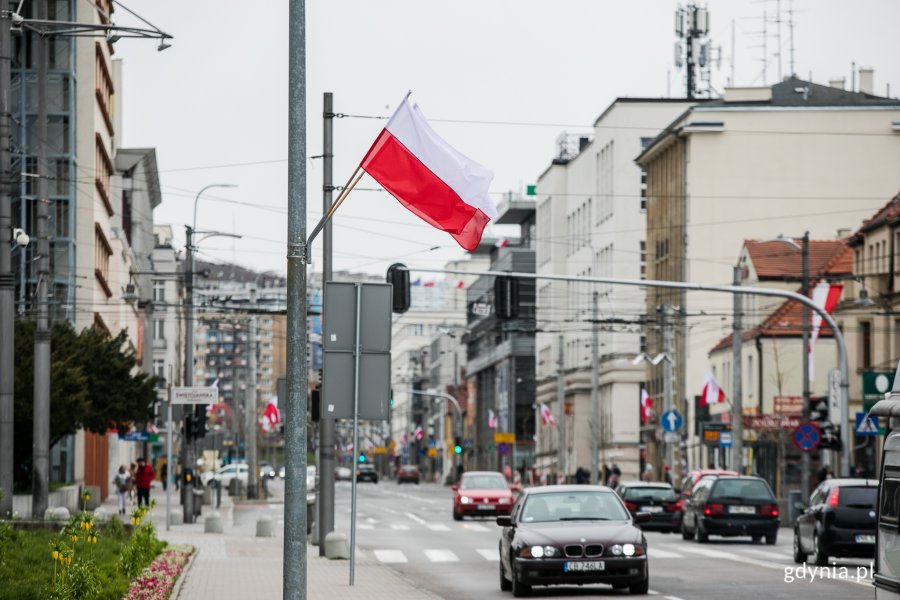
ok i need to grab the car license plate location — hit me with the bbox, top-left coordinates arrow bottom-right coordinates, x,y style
641,506 -> 663,513
564,561 -> 605,572
856,534 -> 875,544
729,505 -> 756,514
477,504 -> 493,510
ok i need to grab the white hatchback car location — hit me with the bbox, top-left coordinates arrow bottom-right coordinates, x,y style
201,463 -> 249,487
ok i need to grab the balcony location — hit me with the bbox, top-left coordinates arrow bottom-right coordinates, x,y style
152,338 -> 167,350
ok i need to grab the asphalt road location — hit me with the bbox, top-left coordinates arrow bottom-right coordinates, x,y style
324,480 -> 875,600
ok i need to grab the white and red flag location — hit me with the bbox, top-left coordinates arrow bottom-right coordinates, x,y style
808,281 -> 843,381
360,95 -> 497,251
488,409 -> 498,429
700,372 -> 726,407
413,425 -> 424,441
539,402 -> 556,426
261,397 -> 280,432
640,389 -> 653,425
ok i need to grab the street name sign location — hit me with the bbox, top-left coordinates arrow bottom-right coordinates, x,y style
171,387 -> 217,405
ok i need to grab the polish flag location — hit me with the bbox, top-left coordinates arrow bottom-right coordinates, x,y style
488,409 -> 498,429
495,238 -> 509,248
456,281 -> 465,289
640,389 -> 653,425
540,402 -> 556,426
360,95 -> 497,251
413,425 -> 424,441
808,282 -> 843,381
700,372 -> 726,407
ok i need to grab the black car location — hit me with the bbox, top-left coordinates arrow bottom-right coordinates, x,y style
616,481 -> 682,533
793,478 -> 878,565
497,485 -> 650,596
681,475 -> 780,544
356,463 -> 378,483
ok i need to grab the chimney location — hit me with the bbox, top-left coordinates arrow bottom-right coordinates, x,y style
859,67 -> 874,95
836,228 -> 851,239
828,77 -> 845,90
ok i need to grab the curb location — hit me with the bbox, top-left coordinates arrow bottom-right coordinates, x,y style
170,545 -> 199,600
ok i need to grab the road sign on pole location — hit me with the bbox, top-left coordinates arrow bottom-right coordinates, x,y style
793,422 -> 821,452
171,386 -> 218,405
661,410 -> 683,432
719,431 -> 733,448
855,411 -> 882,437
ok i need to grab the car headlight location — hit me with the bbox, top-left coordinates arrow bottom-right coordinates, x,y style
460,496 -> 471,504
609,543 -> 644,557
498,497 -> 512,504
622,544 -> 636,556
519,545 -> 560,559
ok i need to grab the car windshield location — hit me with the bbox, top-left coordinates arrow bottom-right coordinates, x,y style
624,487 -> 676,501
461,475 -> 508,490
840,486 -> 876,508
710,479 -> 774,501
520,492 -> 629,523
401,466 -> 417,473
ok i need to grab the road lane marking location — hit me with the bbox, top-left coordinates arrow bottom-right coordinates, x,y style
461,523 -> 489,532
425,549 -> 459,562
366,517 -> 378,523
373,549 -> 408,563
426,524 -> 451,532
477,549 -> 499,561
390,524 -> 410,530
405,512 -> 427,525
742,548 -> 789,560
665,596 -> 687,600
669,546 -> 740,560
647,548 -> 683,559
357,523 -> 374,530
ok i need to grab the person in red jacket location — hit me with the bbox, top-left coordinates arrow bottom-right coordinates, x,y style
134,457 -> 155,508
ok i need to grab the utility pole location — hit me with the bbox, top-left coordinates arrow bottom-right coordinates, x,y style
32,0 -> 51,518
182,226 -> 195,523
318,91 -> 335,555
662,305 -> 674,475
0,5 -> 16,517
283,0 -> 308,595
800,232 -> 811,498
246,313 -> 258,498
557,334 -> 565,483
732,265 -> 744,473
590,291 -> 600,485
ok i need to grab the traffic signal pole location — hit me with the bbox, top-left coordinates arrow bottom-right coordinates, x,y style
407,266 -> 853,478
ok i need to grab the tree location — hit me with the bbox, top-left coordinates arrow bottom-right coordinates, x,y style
13,321 -> 159,488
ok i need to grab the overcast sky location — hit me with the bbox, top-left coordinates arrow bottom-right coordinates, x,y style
113,0 -> 900,279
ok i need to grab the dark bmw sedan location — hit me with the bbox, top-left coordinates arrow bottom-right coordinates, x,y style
497,485 -> 650,596
616,481 -> 682,533
682,475 -> 780,544
793,478 -> 878,565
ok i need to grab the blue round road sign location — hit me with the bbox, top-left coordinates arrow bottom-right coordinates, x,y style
792,422 -> 821,452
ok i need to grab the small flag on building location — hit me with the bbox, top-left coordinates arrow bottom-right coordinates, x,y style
488,409 -> 498,429
700,372 -> 726,407
540,402 -> 556,426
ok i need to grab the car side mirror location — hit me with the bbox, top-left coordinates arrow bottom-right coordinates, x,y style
496,516 -> 512,527
510,484 -> 521,494
634,512 -> 652,524
451,485 -> 459,492
793,500 -> 806,512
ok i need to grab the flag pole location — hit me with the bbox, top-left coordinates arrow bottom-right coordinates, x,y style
307,165 -> 363,247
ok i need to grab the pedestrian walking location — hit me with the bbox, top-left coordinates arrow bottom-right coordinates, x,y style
127,462 -> 137,505
160,462 -> 168,492
134,457 -> 155,508
112,465 -> 130,515
664,465 -> 673,486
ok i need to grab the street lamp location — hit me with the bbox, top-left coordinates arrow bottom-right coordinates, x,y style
193,184 -> 237,235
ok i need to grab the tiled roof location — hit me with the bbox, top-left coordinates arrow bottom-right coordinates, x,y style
853,192 -> 900,238
744,239 -> 852,280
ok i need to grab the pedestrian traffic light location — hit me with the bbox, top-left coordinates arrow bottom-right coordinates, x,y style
358,454 -> 366,463
454,436 -> 462,455
191,405 -> 207,439
821,423 -> 842,451
386,263 -> 410,313
183,415 -> 194,444
494,276 -> 519,319
310,388 -> 321,422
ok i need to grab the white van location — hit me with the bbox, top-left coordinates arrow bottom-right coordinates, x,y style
868,397 -> 900,597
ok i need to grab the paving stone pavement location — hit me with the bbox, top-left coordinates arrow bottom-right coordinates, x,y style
101,484 -> 445,599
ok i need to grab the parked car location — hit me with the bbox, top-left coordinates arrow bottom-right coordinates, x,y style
356,463 -> 378,483
335,466 -> 352,481
306,465 -> 317,491
452,471 -> 515,521
793,478 -> 878,565
680,469 -> 738,499
278,464 -> 286,479
200,463 -> 249,488
616,481 -> 682,532
259,462 -> 276,479
869,397 -> 900,596
682,475 -> 780,544
398,464 -> 420,484
497,484 -> 650,596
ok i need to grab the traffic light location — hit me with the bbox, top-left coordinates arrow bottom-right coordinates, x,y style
310,388 -> 321,422
183,415 -> 194,444
386,263 -> 410,313
358,454 -> 366,463
494,276 -> 519,319
821,423 -> 842,451
809,396 -> 829,422
453,436 -> 462,455
191,405 -> 207,439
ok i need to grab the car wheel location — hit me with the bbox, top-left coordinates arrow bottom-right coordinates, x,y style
629,576 -> 650,595
681,520 -> 694,541
793,530 -> 807,564
752,535 -> 762,544
511,560 -> 531,598
696,525 -> 709,543
765,533 -> 777,545
499,553 -> 512,591
812,531 -> 828,566
453,509 -> 462,521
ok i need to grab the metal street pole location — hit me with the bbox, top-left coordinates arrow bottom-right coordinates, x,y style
246,314 -> 258,498
801,232 -> 811,497
166,372 -> 173,531
662,306 -> 674,475
283,0 -> 308,596
0,5 -> 16,517
318,91 -> 336,556
182,226 -> 195,523
591,292 -> 600,485
557,334 -> 565,483
732,265 -> 744,473
411,266 -> 853,478
32,0 -> 51,518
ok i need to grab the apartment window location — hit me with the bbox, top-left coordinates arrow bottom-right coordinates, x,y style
640,168 -> 647,211
153,280 -> 165,303
747,355 -> 754,397
93,223 -> 112,297
153,359 -> 165,389
640,241 -> 647,280
94,43 -> 114,135
860,321 -> 873,369
153,319 -> 165,340
94,134 -> 113,215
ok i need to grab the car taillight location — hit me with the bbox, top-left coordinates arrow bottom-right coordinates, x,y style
827,487 -> 840,509
703,503 -> 725,516
759,504 -> 779,517
665,500 -> 683,512
624,501 -> 638,511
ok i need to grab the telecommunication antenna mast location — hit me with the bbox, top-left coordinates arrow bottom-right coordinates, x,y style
674,3 -> 720,98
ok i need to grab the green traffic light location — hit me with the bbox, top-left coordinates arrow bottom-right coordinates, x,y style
454,445 -> 462,454
358,454 -> 366,463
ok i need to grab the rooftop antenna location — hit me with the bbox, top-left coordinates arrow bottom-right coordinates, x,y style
787,0 -> 796,76
674,2 -> 718,98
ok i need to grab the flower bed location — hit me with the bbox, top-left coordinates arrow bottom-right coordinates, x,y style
123,545 -> 194,600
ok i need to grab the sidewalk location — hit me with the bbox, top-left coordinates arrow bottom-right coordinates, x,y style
101,484 -> 445,600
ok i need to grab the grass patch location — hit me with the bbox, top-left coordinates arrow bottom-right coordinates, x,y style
0,515 -> 165,600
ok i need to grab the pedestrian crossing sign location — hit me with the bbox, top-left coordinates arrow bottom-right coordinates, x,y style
855,411 -> 882,437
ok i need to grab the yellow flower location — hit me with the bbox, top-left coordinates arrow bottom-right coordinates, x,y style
51,550 -> 60,560
65,556 -> 72,565
69,535 -> 78,543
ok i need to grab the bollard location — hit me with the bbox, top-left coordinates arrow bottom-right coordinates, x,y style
256,515 -> 275,537
324,532 -> 350,559
204,511 -> 223,533
216,479 -> 222,509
